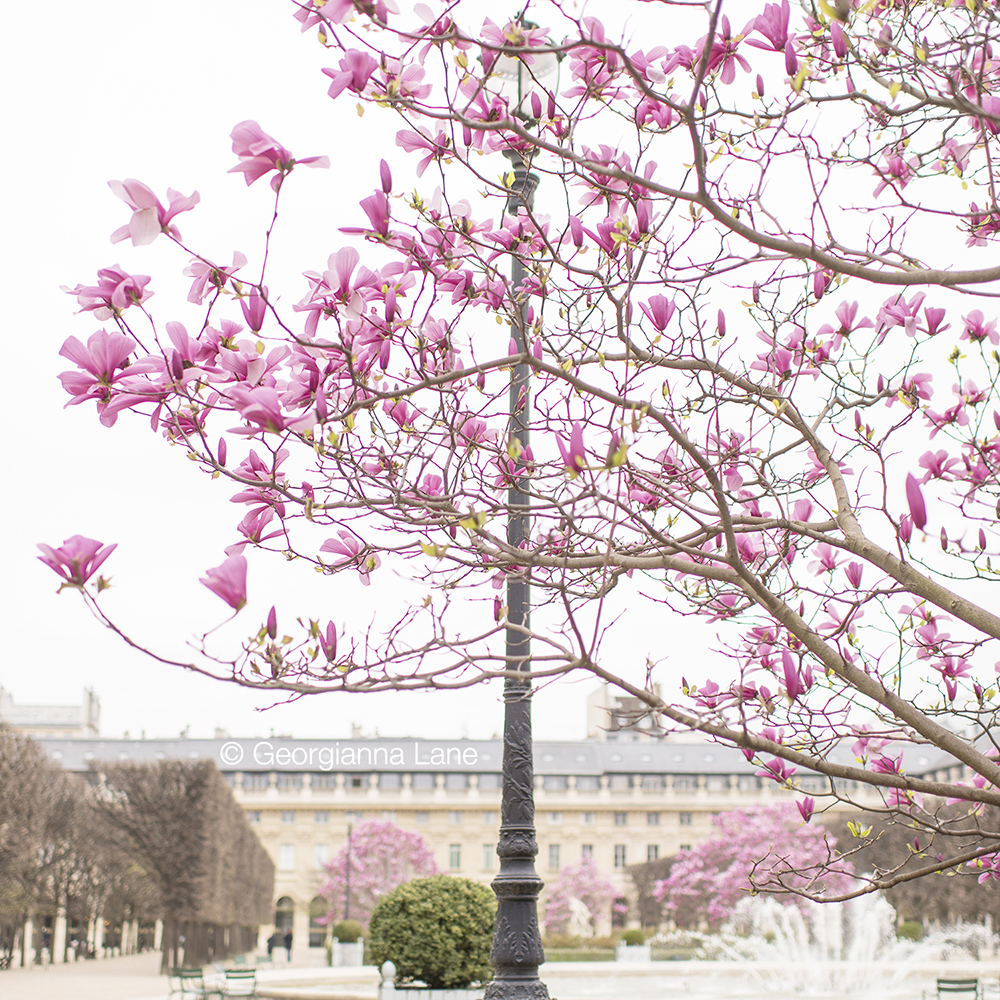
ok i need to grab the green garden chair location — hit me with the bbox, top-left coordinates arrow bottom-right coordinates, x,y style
923,980 -> 982,1000
221,968 -> 258,997
168,967 -> 222,999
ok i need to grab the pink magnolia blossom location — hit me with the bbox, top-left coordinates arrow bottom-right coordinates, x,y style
480,16 -> 551,74
228,120 -> 330,191
639,294 -> 677,331
373,57 -> 432,102
966,203 -> 1000,247
108,179 -> 199,246
871,753 -> 903,775
58,330 -> 161,408
922,307 -> 949,336
421,474 -> 444,496
830,20 -> 847,58
359,191 -> 391,236
62,266 -> 153,319
894,372 -> 935,406
629,486 -> 661,508
458,416 -> 494,445
240,287 -> 268,332
321,530 -> 380,585
781,650 -> 812,700
851,728 -> 888,760
293,0 -> 357,29
295,248 -> 384,335
216,341 -> 290,385
812,268 -> 833,300
225,507 -> 285,556
557,424 -> 587,476
935,139 -> 974,175
166,320 -> 221,370
386,398 -> 417,429
756,757 -> 796,783
918,450 -> 960,483
323,49 -> 379,99
183,252 -> 248,305
225,384 -> 309,435
807,542 -> 839,574
320,621 -> 338,662
699,16 -> 750,85
635,96 -> 676,129
37,535 -> 117,587
749,1 -> 790,53
934,656 -> 972,701
199,555 -> 248,611
395,128 -> 451,177
876,292 -> 927,339
968,854 -> 1000,884
873,152 -> 917,198
924,402 -> 968,446
796,797 -> 815,823
960,310 -> 999,346
905,473 -> 927,531
884,788 -> 924,813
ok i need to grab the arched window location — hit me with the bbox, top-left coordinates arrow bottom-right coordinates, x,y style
274,896 -> 294,933
309,897 -> 328,948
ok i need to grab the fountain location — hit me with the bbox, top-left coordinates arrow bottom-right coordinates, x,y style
642,891 -> 999,999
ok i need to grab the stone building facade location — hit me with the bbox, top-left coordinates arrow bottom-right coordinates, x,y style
1,686 -> 100,738
38,733 -> 961,950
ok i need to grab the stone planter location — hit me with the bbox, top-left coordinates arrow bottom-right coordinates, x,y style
378,961 -> 485,1000
615,942 -> 652,962
332,938 -> 365,967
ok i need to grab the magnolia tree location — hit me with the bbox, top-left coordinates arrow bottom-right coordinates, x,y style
544,855 -> 615,936
319,819 -> 437,924
654,804 -> 851,928
44,0 -> 1000,895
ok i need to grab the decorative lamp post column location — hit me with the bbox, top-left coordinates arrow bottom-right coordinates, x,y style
486,39 -> 557,1000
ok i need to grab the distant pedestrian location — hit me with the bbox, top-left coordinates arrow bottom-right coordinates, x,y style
283,930 -> 292,961
266,931 -> 278,957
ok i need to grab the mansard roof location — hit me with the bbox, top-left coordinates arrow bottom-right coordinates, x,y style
34,735 -> 963,779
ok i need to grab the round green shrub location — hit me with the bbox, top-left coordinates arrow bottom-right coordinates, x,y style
368,875 -> 495,988
333,919 -> 364,943
897,920 -> 923,942
621,929 -> 646,946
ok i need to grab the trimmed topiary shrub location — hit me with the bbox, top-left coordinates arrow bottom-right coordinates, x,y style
897,920 -> 923,942
621,928 -> 646,946
333,919 -> 364,943
369,875 -> 495,988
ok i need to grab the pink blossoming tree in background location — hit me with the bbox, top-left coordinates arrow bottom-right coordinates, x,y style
544,855 -> 616,936
318,818 -> 437,924
43,0 -> 1000,895
654,804 -> 852,928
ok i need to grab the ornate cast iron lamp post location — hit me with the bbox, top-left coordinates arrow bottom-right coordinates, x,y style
485,41 -> 557,1000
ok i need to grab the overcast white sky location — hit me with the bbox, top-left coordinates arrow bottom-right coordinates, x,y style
0,1 -> 726,742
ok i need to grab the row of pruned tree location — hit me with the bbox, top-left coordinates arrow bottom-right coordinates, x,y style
0,723 -> 154,967
0,724 -> 274,971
